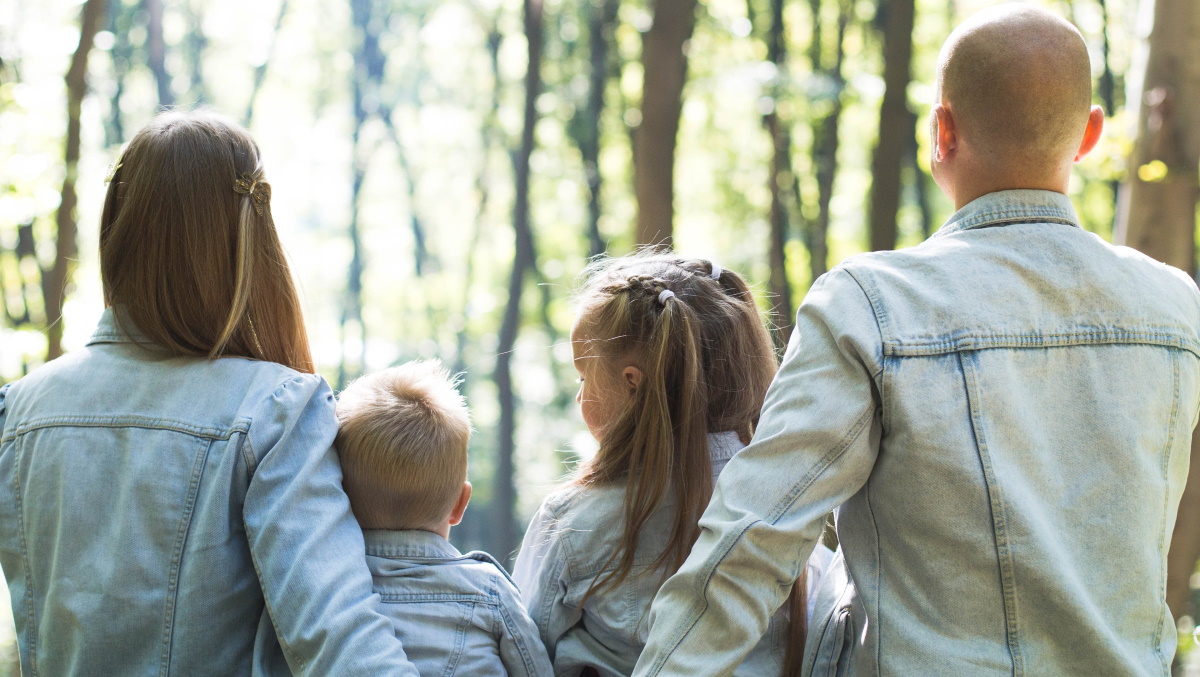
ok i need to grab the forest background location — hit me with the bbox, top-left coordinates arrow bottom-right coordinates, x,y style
1,0 -> 1198,673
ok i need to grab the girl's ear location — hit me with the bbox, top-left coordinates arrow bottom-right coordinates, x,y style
622,366 -> 644,392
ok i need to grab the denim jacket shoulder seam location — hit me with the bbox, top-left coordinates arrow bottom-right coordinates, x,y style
838,266 -> 888,380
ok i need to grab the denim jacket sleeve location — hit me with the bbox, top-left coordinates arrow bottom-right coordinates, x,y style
494,569 -> 555,677
633,267 -> 884,677
512,500 -> 580,661
243,374 -> 418,676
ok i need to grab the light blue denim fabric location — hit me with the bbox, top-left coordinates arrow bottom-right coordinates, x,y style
363,529 -> 552,677
0,308 -> 418,676
514,432 -> 834,677
633,190 -> 1200,677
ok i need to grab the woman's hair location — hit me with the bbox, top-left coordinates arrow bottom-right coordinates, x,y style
99,110 -> 313,373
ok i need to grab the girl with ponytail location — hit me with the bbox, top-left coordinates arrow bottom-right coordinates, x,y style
513,253 -> 834,677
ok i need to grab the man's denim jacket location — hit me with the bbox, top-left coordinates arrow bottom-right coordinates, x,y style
514,432 -> 834,676
0,309 -> 417,676
633,191 -> 1200,677
363,529 -> 552,676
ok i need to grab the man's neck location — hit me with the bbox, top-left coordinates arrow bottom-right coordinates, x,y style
949,160 -> 1071,210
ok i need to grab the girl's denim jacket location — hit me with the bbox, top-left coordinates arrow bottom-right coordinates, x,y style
514,432 -> 833,677
0,309 -> 417,676
633,190 -> 1200,677
362,529 -> 553,677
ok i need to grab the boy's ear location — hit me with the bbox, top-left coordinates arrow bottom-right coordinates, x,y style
1074,105 -> 1105,162
622,366 -> 644,392
448,481 -> 472,527
932,104 -> 957,162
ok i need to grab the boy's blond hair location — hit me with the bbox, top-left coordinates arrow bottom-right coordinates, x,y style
336,360 -> 471,531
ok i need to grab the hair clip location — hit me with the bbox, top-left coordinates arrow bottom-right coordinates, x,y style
709,261 -> 723,280
657,289 -> 676,305
104,162 -> 122,184
233,173 -> 271,216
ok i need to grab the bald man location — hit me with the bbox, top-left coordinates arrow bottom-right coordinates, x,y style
632,5 -> 1200,676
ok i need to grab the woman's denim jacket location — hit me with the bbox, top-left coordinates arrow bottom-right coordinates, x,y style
0,309 -> 418,676
633,191 -> 1200,677
363,529 -> 553,676
513,432 -> 834,676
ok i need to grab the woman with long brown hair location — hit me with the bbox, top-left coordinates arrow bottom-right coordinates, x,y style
512,253 -> 834,676
0,112 -> 417,676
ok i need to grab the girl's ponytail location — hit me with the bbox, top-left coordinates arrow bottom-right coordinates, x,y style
571,254 -> 784,625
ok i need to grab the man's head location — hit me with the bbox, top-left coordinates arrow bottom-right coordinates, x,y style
336,360 -> 472,534
930,4 -> 1104,207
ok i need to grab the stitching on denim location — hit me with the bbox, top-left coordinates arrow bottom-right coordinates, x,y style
11,441 -> 36,675
959,352 -> 1024,675
240,430 -> 258,482
243,515 -> 305,671
767,406 -> 875,523
1152,351 -> 1180,671
442,601 -> 474,677
932,211 -> 1077,239
841,267 -> 891,371
883,330 -> 1200,358
159,436 -> 211,675
6,416 -> 246,443
497,595 -> 541,674
863,477 -> 882,676
379,591 -> 498,604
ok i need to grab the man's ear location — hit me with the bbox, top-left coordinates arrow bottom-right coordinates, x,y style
448,481 -> 472,527
622,366 -> 644,392
932,104 -> 957,162
1074,105 -> 1105,162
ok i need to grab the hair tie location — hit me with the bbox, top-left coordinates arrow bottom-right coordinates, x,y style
657,289 -> 676,305
709,262 -> 723,280
233,173 -> 272,216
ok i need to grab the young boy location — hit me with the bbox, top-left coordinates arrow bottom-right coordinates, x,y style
336,361 -> 552,677
634,5 -> 1200,676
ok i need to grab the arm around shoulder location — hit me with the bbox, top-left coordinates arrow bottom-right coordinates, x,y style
243,373 -> 418,676
512,496 -> 581,664
634,267 -> 885,677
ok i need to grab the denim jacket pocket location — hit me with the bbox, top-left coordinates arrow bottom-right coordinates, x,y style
804,549 -> 857,677
809,607 -> 854,677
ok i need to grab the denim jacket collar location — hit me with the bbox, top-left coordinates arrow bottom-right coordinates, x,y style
363,529 -> 462,560
87,306 -> 145,346
932,189 -> 1080,240
709,431 -> 744,463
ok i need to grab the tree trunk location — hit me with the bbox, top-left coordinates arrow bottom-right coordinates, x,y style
143,0 -> 173,107
1114,0 -> 1200,627
581,0 -> 617,257
45,0 -> 107,361
244,0 -> 290,125
493,0 -> 544,565
764,0 -> 795,343
868,0 -> 915,252
634,0 -> 697,247
807,0 -> 851,283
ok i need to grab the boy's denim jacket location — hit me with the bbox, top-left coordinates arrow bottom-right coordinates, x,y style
0,309 -> 417,676
633,190 -> 1200,677
363,529 -> 552,676
514,432 -> 834,677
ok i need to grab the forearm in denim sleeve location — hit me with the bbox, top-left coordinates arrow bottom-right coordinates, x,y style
497,583 -> 555,677
633,267 -> 883,677
243,375 -> 418,677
